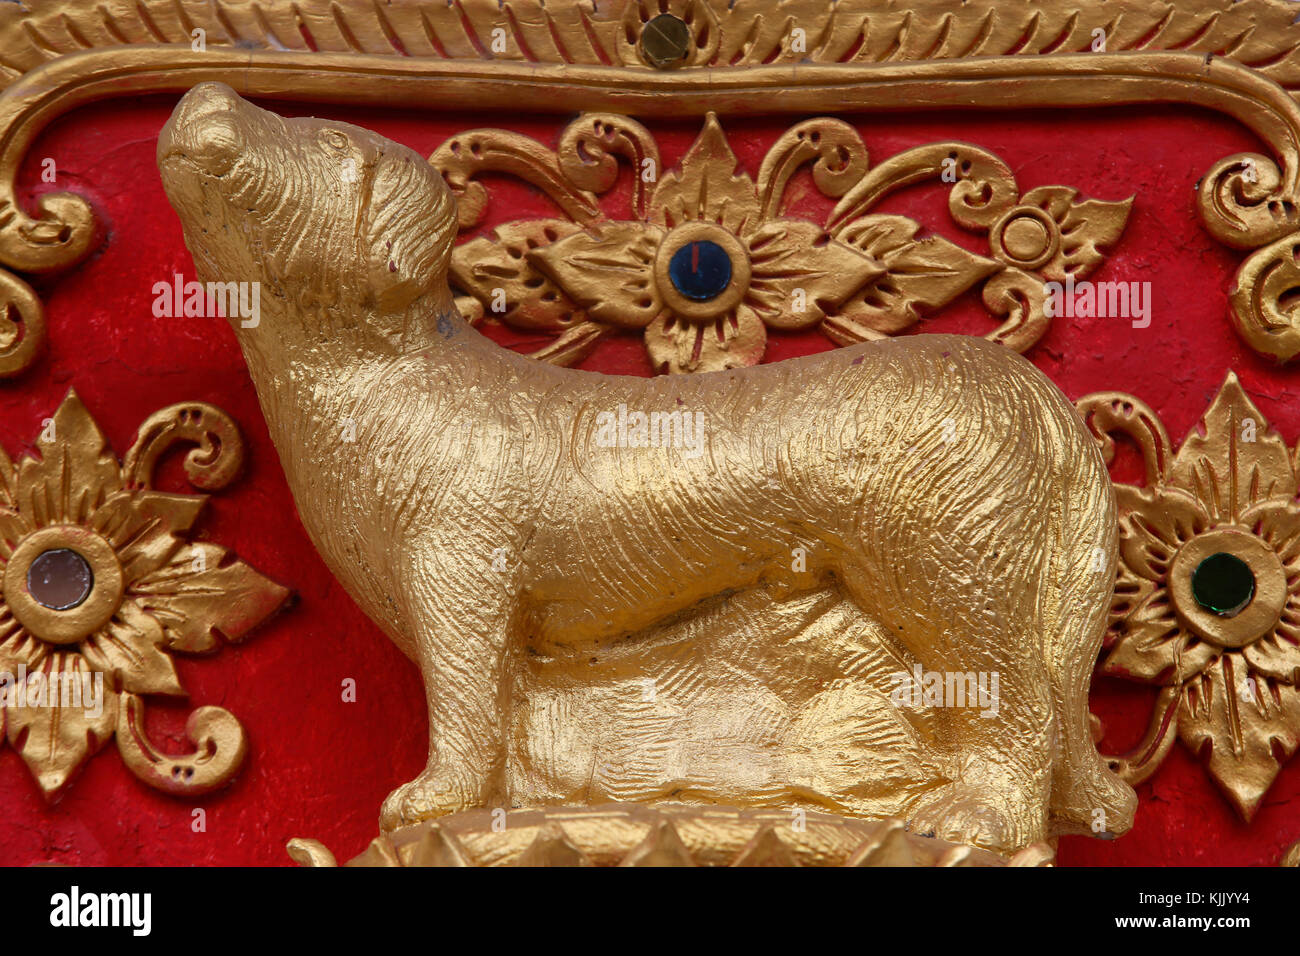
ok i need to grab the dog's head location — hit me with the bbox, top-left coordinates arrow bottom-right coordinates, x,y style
158,82 -> 457,353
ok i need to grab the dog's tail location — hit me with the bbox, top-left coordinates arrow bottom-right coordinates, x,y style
1040,408 -> 1137,838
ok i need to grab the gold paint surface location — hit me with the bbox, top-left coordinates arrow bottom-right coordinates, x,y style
0,1 -> 1298,372
1282,838 -> 1300,866
159,83 -> 1136,854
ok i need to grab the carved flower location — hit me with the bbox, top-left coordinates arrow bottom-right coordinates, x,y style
433,113 -> 1132,372
528,116 -> 883,373
988,186 -> 1131,280
0,391 -> 289,799
1078,374 -> 1300,820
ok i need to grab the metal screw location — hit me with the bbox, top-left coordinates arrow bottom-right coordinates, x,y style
640,14 -> 691,70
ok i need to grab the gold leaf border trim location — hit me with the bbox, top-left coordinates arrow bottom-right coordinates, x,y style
0,2 -> 1299,368
288,803 -> 1056,867
7,1 -> 1300,88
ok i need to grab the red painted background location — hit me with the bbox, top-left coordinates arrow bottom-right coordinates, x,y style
0,90 -> 1295,866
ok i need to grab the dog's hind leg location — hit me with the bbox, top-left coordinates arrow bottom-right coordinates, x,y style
841,559 -> 1057,853
901,636 -> 1056,853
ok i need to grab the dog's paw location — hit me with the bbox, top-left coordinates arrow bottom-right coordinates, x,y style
379,770 -> 482,831
905,783 -> 1040,854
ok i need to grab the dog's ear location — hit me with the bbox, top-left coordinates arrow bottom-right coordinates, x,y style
365,148 -> 457,314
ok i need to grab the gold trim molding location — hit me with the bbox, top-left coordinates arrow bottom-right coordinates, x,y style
7,1 -> 1300,78
287,804 -> 1057,867
1,1 -> 1300,370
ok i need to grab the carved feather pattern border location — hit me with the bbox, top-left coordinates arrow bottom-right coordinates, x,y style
6,0 -> 1300,95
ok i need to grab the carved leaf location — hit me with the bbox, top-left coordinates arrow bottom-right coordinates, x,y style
5,653 -> 117,799
649,115 -> 760,235
0,506 -> 33,563
833,215 -> 1000,335
90,490 -> 206,584
644,305 -> 767,374
14,390 -> 122,527
0,618 -> 46,677
79,601 -> 184,697
449,220 -> 587,332
131,542 -> 291,654
745,220 -> 884,330
1243,627 -> 1300,685
529,221 -> 665,329
1167,372 -> 1296,523
1113,484 -> 1209,584
1016,186 -> 1132,281
1103,586 -> 1216,685
1240,499 -> 1300,683
1178,655 -> 1300,821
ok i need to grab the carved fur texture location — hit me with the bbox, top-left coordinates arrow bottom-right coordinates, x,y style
158,83 -> 1135,853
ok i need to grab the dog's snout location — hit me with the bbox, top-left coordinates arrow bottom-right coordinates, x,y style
158,82 -> 248,177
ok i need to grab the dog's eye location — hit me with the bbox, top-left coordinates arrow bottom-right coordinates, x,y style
323,131 -> 349,151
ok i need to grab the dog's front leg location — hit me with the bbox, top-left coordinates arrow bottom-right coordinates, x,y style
378,552 -> 516,832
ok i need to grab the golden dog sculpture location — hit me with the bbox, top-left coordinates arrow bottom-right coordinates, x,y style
158,82 -> 1135,854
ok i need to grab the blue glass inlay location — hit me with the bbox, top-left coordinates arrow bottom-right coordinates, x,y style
668,240 -> 733,301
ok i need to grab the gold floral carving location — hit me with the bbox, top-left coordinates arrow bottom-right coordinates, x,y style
1078,376 -> 1300,820
287,804 -> 1055,868
435,112 -> 1130,371
0,391 -> 289,799
0,1 -> 1298,370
